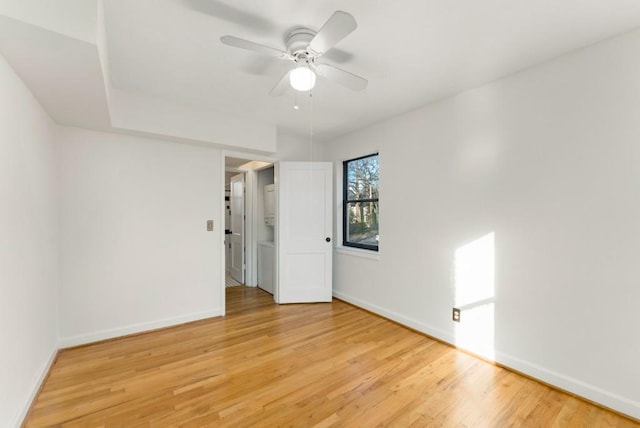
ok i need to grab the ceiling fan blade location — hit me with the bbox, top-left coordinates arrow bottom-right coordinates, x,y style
269,71 -> 291,96
308,11 -> 357,56
221,35 -> 291,60
314,63 -> 367,91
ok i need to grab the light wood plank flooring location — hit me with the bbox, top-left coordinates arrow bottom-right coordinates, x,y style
25,287 -> 638,427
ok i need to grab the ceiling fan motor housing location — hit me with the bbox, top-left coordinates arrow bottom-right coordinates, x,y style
286,28 -> 317,57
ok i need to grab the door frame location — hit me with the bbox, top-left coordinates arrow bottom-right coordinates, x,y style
220,151 -> 277,316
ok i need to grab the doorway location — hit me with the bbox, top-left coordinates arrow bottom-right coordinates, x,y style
223,156 -> 276,307
224,165 -> 243,288
221,157 -> 334,312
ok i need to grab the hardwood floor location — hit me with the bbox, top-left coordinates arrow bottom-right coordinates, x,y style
25,287 -> 637,427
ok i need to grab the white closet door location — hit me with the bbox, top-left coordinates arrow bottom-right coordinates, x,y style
277,162 -> 332,303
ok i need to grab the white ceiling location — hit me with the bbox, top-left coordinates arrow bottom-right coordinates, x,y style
3,0 -> 640,146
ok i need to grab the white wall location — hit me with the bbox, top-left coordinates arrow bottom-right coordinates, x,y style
56,127 -> 222,346
323,28 -> 640,419
0,0 -> 97,44
275,132 -> 324,161
109,89 -> 278,153
0,54 -> 59,427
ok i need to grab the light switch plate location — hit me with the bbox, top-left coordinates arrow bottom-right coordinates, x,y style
207,220 -> 214,231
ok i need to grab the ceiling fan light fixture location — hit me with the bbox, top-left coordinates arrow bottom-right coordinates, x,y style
289,65 -> 316,91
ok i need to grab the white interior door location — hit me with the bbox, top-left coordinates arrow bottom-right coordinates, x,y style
277,162 -> 332,303
230,173 -> 245,284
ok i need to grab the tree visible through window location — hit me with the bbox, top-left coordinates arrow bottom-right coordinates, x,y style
343,153 -> 379,251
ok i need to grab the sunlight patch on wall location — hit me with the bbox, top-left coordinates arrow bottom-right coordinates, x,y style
454,232 -> 496,360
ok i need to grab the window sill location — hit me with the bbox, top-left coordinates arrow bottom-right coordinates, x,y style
335,246 -> 380,260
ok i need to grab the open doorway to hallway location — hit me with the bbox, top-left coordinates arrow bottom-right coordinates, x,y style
223,156 -> 276,297
224,158 -> 248,288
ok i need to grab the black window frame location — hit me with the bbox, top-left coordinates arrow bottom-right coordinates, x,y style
343,153 -> 379,252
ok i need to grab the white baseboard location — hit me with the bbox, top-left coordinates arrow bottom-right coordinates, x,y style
15,346 -> 58,428
495,351 -> 640,420
58,308 -> 223,348
332,290 -> 640,421
333,290 -> 455,344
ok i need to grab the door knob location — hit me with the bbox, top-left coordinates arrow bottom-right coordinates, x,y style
326,237 -> 331,242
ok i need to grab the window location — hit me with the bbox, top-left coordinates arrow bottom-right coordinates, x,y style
343,153 -> 379,251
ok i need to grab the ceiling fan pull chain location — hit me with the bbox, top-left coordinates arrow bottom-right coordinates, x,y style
309,89 -> 314,162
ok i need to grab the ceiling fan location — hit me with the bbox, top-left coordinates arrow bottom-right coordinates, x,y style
220,11 -> 367,95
